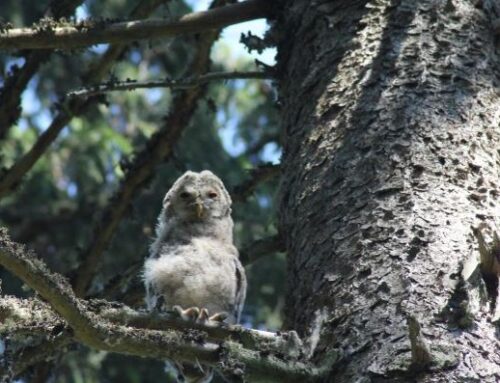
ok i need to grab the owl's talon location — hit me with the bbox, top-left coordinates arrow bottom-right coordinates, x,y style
173,305 -> 200,321
209,311 -> 229,323
197,308 -> 209,323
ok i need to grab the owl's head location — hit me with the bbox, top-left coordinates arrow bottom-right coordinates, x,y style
162,170 -> 232,222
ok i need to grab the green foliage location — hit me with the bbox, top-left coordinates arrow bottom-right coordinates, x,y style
0,0 -> 283,382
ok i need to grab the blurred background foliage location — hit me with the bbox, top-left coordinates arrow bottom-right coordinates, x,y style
0,0 -> 283,381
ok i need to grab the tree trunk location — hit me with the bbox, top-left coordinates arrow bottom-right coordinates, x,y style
277,0 -> 500,382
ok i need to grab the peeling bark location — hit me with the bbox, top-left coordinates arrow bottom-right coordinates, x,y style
277,0 -> 500,382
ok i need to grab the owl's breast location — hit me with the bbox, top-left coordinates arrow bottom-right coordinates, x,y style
144,238 -> 238,315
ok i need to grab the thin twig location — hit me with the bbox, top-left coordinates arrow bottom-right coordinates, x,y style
68,71 -> 272,97
0,0 -> 273,50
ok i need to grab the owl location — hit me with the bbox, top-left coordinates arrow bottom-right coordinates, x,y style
143,170 -> 247,383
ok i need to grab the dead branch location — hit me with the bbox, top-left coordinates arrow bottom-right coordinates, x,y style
0,0 -> 166,201
0,0 -> 273,50
68,71 -> 272,97
0,0 -> 83,140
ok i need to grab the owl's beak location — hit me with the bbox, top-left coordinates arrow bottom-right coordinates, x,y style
195,200 -> 204,218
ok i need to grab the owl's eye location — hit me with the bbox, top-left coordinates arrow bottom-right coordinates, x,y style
180,192 -> 190,199
208,191 -> 218,199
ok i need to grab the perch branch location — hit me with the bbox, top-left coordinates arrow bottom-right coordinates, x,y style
0,229 -> 330,382
68,71 -> 272,97
0,0 -> 166,200
0,0 -> 273,50
74,0 -> 226,297
0,295 -> 292,355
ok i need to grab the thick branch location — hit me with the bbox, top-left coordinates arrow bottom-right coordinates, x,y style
0,296 -> 291,355
0,0 -> 166,201
0,0 -> 273,50
0,230 -> 330,382
73,0 -> 226,297
68,71 -> 272,97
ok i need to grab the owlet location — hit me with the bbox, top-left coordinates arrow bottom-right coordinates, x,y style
143,170 -> 247,383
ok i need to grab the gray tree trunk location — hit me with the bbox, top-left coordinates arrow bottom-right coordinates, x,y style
277,0 -> 500,382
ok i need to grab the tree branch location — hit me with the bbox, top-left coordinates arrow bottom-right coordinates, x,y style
0,0 -> 273,51
231,164 -> 280,203
0,0 -> 166,201
73,0 -> 228,297
68,71 -> 272,97
0,229 -> 332,382
241,132 -> 280,158
239,234 -> 285,265
1,295 -> 290,355
0,334 -> 72,379
0,0 -> 84,140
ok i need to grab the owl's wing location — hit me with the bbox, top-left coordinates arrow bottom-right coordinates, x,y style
232,258 -> 247,324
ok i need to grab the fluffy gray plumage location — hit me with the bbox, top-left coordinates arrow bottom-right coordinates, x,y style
143,170 -> 246,383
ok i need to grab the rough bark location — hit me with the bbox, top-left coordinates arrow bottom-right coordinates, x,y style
278,0 -> 500,382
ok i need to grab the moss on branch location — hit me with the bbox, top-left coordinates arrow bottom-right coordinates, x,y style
0,228 -> 332,382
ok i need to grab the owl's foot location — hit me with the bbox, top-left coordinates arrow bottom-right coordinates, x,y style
172,306 -> 229,324
197,309 -> 228,324
172,305 -> 200,321
209,312 -> 228,322
197,308 -> 209,323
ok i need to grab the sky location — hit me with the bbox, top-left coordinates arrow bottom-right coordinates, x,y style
186,0 -> 279,162
186,0 -> 276,66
